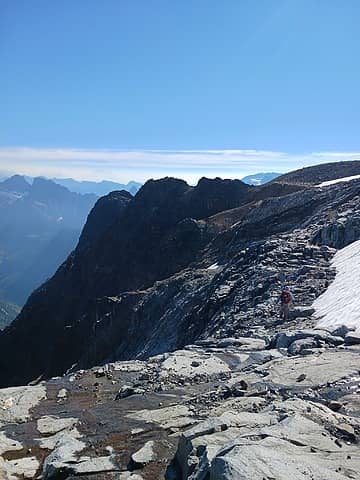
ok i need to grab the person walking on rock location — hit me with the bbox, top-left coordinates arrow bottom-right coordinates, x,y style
279,286 -> 292,321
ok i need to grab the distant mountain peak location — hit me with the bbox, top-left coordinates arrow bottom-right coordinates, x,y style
242,172 -> 281,186
0,175 -> 31,193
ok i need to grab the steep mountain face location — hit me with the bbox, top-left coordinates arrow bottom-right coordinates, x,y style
274,160 -> 360,185
78,190 -> 133,247
0,176 -> 98,305
242,171 -> 281,185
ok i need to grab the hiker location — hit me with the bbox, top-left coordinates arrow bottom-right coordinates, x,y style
279,286 -> 292,321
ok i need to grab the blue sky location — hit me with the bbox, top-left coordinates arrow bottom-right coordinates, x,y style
1,0 -> 360,183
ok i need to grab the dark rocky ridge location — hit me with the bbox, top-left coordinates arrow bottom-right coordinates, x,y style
0,173 -> 359,388
274,160 -> 360,185
78,190 -> 133,248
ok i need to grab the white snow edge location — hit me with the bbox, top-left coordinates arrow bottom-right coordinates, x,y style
313,239 -> 360,330
317,174 -> 360,187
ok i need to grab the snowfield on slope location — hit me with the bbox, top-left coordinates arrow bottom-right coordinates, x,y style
318,174 -> 360,187
314,239 -> 360,329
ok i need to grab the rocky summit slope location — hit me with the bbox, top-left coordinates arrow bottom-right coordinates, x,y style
274,160 -> 360,185
0,316 -> 359,479
0,169 -> 360,478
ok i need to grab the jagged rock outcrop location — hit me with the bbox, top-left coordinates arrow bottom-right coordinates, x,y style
78,190 -> 133,249
1,173 -> 360,387
312,212 -> 360,249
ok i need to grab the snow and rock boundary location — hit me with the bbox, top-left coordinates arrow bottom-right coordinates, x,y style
314,239 -> 360,331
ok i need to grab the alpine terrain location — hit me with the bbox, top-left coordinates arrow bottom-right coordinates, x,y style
0,162 -> 359,479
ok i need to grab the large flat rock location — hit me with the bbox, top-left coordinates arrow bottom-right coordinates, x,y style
0,384 -> 46,424
262,348 -> 360,387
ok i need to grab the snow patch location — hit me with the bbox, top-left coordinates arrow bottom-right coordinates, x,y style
207,263 -> 219,270
314,239 -> 360,329
318,174 -> 360,187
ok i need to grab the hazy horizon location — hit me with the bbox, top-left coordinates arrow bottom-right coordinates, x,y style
1,148 -> 360,185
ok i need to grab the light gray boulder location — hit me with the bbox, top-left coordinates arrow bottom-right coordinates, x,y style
209,411 -> 360,479
42,432 -> 85,479
0,384 -> 46,423
0,456 -> 40,479
210,436 -> 356,480
37,415 -> 78,435
131,440 -> 155,467
287,337 -> 319,355
0,431 -> 22,455
271,329 -> 343,351
176,411 -> 278,480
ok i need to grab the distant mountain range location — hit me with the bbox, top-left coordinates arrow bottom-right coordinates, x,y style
0,175 -> 142,196
3,172 -> 277,191
241,172 -> 281,185
52,178 -> 142,196
0,175 -> 98,307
